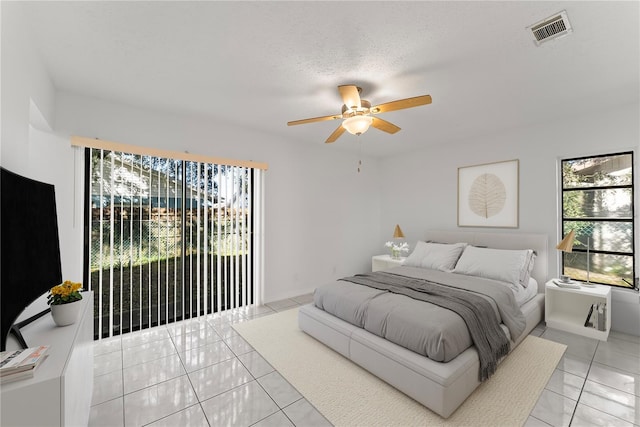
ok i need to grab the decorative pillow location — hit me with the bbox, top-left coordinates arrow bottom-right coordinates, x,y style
453,246 -> 535,287
404,241 -> 467,272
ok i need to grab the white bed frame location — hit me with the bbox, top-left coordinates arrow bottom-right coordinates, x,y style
298,231 -> 548,418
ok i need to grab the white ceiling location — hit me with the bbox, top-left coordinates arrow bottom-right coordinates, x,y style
16,1 -> 640,157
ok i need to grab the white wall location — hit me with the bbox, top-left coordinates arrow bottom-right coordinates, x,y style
53,93 -> 381,302
378,104 -> 640,335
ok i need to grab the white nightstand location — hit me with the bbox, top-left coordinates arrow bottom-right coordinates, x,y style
545,279 -> 611,341
372,254 -> 405,272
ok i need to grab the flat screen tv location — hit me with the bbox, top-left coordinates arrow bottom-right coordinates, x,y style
1,167 -> 63,351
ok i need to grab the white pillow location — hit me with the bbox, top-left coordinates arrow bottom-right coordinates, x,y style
404,241 -> 467,272
453,246 -> 534,287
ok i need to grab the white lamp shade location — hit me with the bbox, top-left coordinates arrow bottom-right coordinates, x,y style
342,115 -> 373,135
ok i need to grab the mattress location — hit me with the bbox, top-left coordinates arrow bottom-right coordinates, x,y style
313,266 -> 526,364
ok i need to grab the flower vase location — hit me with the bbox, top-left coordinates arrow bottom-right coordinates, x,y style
50,300 -> 82,326
390,249 -> 401,260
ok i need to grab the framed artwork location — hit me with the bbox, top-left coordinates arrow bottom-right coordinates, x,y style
458,159 -> 519,228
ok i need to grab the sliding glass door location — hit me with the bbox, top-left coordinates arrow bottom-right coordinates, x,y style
85,148 -> 257,339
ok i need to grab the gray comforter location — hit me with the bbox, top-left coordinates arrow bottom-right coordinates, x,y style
313,266 -> 526,368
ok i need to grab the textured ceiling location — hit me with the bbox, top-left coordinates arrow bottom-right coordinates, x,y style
15,1 -> 640,157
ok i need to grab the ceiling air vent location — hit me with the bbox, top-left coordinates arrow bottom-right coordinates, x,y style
528,10 -> 572,45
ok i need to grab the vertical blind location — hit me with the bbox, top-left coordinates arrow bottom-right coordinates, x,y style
77,138 -> 266,339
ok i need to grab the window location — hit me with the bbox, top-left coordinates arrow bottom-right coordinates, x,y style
83,145 -> 264,339
560,151 -> 635,288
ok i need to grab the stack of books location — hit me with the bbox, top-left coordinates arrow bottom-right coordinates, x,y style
0,345 -> 49,384
584,303 -> 607,331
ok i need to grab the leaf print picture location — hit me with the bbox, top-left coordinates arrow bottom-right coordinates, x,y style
468,173 -> 506,218
458,160 -> 519,228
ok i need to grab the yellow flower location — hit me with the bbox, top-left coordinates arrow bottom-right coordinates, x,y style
48,281 -> 83,305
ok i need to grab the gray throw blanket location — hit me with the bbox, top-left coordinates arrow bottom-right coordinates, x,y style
340,271 -> 510,381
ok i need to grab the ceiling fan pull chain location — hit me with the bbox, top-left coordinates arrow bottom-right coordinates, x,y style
357,136 -> 362,173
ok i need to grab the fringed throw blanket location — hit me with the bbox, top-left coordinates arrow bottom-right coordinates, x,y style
340,271 -> 511,381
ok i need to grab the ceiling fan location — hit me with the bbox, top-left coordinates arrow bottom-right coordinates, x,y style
287,85 -> 432,143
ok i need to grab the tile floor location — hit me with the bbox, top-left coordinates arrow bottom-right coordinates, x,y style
90,294 -> 640,427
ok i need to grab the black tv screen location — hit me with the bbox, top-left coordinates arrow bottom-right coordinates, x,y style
1,167 -> 63,350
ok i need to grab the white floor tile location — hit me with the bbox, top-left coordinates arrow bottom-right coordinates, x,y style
588,362 -> 640,397
265,298 -> 298,312
89,397 -> 124,427
545,369 -> 585,401
121,327 -> 170,349
123,375 -> 197,427
123,353 -> 186,394
609,331 -> 640,345
555,353 -> 593,378
593,345 -> 640,375
238,304 -> 276,318
92,369 -> 123,406
223,334 -> 254,356
237,350 -> 275,378
291,293 -> 314,305
145,404 -> 209,427
211,321 -> 241,339
179,340 -> 236,373
122,337 -> 177,368
598,336 -> 640,359
200,380 -> 279,426
188,357 -> 253,402
166,317 -> 210,337
572,403 -> 635,427
524,416 -> 553,426
94,350 -> 123,377
94,336 -> 122,357
580,380 -> 640,425
530,389 -> 577,427
171,325 -> 222,352
252,410 -> 295,427
283,399 -> 331,427
541,329 -> 599,360
257,371 -> 302,408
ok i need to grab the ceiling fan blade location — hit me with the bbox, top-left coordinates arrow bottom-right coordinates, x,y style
371,95 -> 432,114
338,85 -> 361,109
371,117 -> 401,134
325,125 -> 346,143
287,114 -> 341,126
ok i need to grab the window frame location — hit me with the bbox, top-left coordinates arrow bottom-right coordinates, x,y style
559,150 -> 636,289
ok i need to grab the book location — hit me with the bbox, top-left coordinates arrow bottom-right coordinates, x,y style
584,304 -> 594,327
0,345 -> 49,377
0,357 -> 49,384
597,303 -> 606,331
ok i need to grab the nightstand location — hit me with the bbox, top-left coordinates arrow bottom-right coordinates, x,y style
545,279 -> 611,341
372,254 -> 405,272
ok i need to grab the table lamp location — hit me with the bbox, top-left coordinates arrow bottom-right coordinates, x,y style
556,230 -> 591,284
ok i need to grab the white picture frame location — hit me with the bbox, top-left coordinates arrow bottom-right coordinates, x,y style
458,159 -> 519,228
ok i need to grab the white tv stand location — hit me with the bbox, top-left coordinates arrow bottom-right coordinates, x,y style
1,292 -> 94,426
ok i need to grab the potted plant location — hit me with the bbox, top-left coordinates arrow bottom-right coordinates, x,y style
48,281 -> 83,326
385,241 -> 409,260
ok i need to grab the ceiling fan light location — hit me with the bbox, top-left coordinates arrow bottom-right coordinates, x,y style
342,115 -> 373,135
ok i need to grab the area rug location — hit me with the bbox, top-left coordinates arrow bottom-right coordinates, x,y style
233,308 -> 566,427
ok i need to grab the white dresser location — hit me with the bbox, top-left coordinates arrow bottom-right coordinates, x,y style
1,292 -> 94,426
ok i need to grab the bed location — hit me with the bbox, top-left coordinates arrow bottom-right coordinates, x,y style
298,231 -> 548,418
